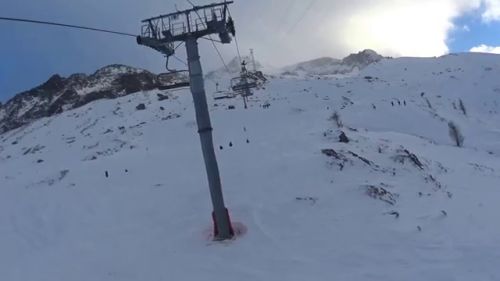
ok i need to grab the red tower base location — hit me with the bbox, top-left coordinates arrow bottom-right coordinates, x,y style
212,208 -> 235,239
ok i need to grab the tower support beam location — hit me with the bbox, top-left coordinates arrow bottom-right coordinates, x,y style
186,37 -> 233,240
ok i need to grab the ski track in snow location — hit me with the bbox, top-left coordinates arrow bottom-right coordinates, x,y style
1,53 -> 500,280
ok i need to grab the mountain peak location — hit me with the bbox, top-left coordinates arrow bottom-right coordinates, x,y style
93,64 -> 147,77
281,49 -> 384,77
40,74 -> 66,92
342,49 -> 384,67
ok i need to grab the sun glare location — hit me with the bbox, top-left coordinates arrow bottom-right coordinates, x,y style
337,1 -> 454,57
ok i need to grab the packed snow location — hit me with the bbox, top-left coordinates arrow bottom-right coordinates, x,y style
1,53 -> 500,280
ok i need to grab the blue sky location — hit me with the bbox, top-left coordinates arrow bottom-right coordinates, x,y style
449,11 -> 500,53
2,0 -> 500,102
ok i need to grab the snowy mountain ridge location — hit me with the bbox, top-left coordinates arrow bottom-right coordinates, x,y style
0,50 -> 382,135
281,49 -> 386,76
0,65 -> 172,134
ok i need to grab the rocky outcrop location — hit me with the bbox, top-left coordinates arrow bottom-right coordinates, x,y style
342,49 -> 384,69
281,49 -> 386,76
0,65 -> 165,134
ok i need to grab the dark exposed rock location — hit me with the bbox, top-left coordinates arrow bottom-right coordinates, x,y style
321,149 -> 340,158
347,151 -> 372,166
339,131 -> 349,143
136,103 -> 146,111
386,211 -> 400,218
119,73 -> 157,94
280,50 -> 385,77
393,149 -> 424,169
161,113 -> 181,121
342,49 -> 384,68
48,89 -> 78,115
365,184 -> 398,205
23,145 -> 45,155
157,93 -> 169,101
40,74 -> 66,93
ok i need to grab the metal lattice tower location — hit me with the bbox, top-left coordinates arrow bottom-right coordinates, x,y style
137,1 -> 235,240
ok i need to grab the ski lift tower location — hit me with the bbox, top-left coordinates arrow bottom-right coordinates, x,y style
250,48 -> 257,72
137,1 -> 236,240
231,61 -> 258,109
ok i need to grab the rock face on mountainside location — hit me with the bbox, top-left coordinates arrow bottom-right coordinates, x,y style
342,49 -> 384,68
0,65 -> 166,134
282,49 -> 385,76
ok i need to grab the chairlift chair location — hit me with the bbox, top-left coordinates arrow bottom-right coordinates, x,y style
157,72 -> 189,90
213,91 -> 235,100
157,57 -> 190,90
230,76 -> 257,96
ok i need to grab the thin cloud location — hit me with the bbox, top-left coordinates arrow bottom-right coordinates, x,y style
482,0 -> 500,22
470,44 -> 500,54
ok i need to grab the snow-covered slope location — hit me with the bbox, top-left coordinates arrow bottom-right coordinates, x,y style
1,52 -> 500,280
